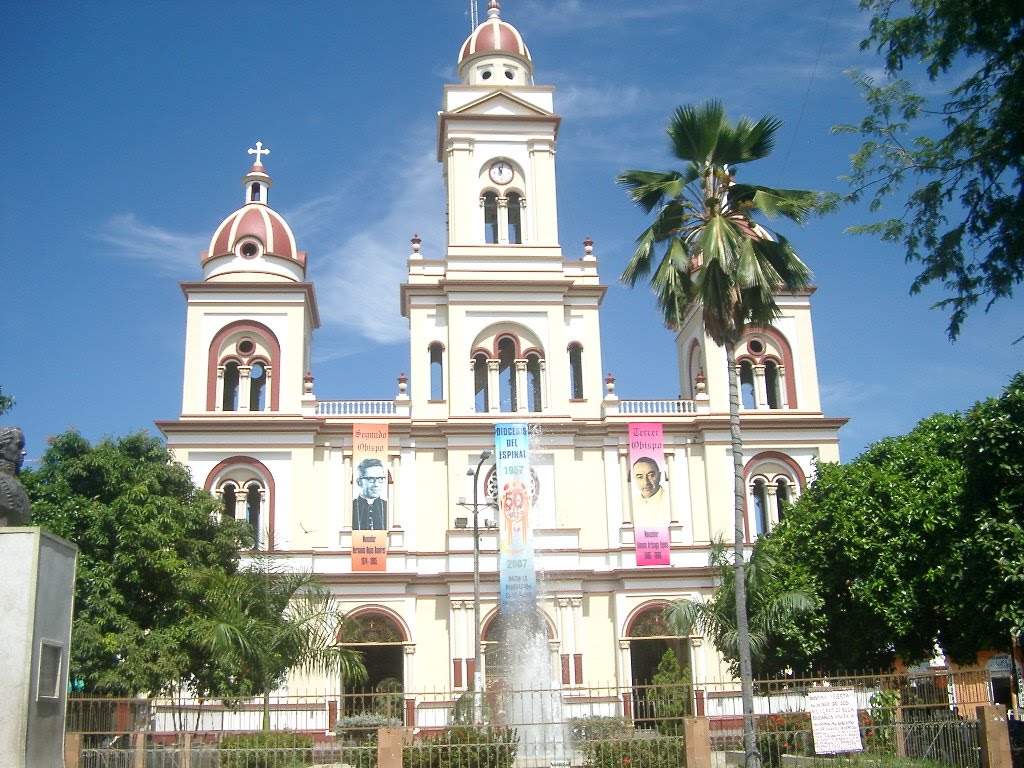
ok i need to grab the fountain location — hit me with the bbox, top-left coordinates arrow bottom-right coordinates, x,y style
492,423 -> 575,767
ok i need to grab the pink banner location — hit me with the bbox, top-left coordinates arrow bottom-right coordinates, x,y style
634,526 -> 671,566
628,423 -> 670,566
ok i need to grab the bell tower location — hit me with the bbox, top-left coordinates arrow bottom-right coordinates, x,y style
402,2 -> 605,420
178,144 -> 319,418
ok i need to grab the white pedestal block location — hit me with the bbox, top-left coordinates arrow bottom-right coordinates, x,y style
0,527 -> 78,768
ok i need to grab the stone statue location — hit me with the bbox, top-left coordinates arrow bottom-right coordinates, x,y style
0,427 -> 30,527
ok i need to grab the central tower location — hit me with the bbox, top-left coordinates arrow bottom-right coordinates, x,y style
402,1 -> 606,420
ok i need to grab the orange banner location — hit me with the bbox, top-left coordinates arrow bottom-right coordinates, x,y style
352,424 -> 389,571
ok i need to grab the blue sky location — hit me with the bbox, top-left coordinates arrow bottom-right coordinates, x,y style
3,1 -> 1021,465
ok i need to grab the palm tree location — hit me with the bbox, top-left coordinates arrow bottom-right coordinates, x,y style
618,100 -> 818,767
197,558 -> 368,730
664,540 -> 817,678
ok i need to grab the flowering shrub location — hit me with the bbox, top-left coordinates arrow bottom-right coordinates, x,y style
756,712 -> 813,767
403,725 -> 518,768
578,733 -> 685,768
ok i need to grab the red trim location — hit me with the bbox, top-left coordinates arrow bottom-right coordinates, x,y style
741,451 -> 806,542
341,606 -> 411,643
560,654 -> 570,685
742,326 -> 798,407
206,320 -> 282,412
573,653 -> 583,684
205,456 -> 276,551
453,659 -> 463,688
494,333 -> 520,358
622,600 -> 673,637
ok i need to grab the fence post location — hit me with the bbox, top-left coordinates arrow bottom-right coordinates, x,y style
132,731 -> 146,768
894,704 -> 907,758
181,732 -> 192,768
977,704 -> 1012,768
378,727 -> 404,768
63,733 -> 83,768
684,716 -> 711,768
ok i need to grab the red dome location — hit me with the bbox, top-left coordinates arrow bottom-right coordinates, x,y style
206,205 -> 301,265
458,2 -> 531,68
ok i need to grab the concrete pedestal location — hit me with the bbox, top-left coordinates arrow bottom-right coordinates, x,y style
0,527 -> 78,768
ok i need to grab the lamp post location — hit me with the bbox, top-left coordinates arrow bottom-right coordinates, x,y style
459,449 -> 492,718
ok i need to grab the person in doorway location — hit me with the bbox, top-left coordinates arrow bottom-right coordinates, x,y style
631,456 -> 668,527
352,457 -> 388,530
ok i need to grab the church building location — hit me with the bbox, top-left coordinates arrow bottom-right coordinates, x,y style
158,1 -> 843,725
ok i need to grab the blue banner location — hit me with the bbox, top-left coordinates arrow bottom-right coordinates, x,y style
495,423 -> 536,613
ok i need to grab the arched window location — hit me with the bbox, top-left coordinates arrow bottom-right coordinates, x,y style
752,478 -> 769,537
745,452 -> 804,539
765,360 -> 782,410
208,322 -> 282,413
249,362 -> 267,411
429,343 -> 444,401
250,183 -> 261,202
507,192 -> 523,244
740,360 -> 756,409
527,353 -> 543,412
222,361 -> 240,411
568,343 -> 584,400
483,192 -> 499,244
497,337 -> 517,411
473,352 -> 489,412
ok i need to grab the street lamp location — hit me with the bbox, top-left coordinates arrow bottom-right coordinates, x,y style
458,449 -> 492,716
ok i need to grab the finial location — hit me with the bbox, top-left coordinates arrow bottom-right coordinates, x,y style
583,236 -> 595,260
248,141 -> 270,167
487,0 -> 500,19
411,234 -> 422,253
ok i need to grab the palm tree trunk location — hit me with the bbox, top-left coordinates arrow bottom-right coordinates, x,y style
262,690 -> 271,731
727,343 -> 761,768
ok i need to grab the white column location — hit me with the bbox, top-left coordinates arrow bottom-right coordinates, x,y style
778,365 -> 790,408
264,365 -> 273,412
238,365 -> 252,412
487,359 -> 500,413
754,364 -> 767,409
215,366 -> 225,412
469,360 -> 478,413
515,360 -> 528,413
539,359 -> 549,412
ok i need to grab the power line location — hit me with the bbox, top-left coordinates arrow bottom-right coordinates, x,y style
778,0 -> 837,182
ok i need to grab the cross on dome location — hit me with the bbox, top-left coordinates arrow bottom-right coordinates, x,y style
248,141 -> 270,167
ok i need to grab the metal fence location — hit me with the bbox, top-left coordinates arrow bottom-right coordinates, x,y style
66,669 -> 1002,768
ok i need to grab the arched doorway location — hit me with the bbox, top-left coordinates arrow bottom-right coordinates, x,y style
625,605 -> 693,731
338,612 -> 407,722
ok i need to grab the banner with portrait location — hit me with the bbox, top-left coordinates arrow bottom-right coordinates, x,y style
352,423 -> 389,572
628,422 -> 671,566
495,423 -> 536,613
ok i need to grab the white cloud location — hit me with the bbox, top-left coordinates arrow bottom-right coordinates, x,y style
94,213 -> 204,275
308,145 -> 445,345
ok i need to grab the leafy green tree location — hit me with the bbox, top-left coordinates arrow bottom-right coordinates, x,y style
23,430 -> 248,695
665,541 -> 817,679
832,0 -> 1024,338
647,648 -> 692,736
0,385 -> 14,415
946,371 -> 1024,657
759,412 -> 967,671
195,557 -> 367,730
761,376 -> 1024,670
618,100 -> 818,767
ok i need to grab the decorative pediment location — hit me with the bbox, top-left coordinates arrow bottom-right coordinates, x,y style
447,91 -> 552,119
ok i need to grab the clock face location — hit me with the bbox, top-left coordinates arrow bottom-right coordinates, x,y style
489,160 -> 514,185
